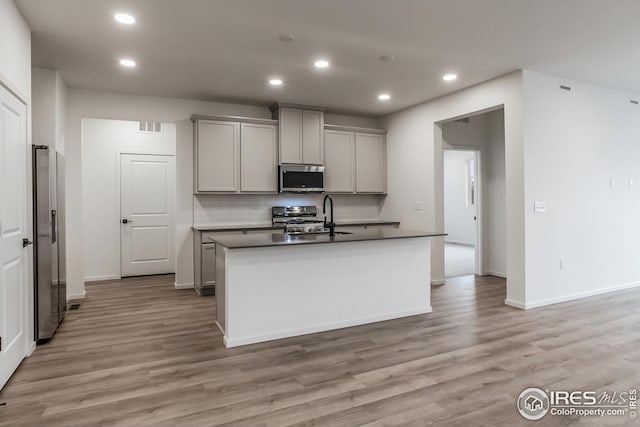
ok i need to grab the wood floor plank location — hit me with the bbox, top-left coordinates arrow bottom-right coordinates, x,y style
1,273 -> 639,426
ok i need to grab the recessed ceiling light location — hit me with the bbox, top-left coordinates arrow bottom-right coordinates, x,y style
314,59 -> 330,69
443,73 -> 458,81
119,58 -> 136,67
269,79 -> 283,86
278,34 -> 296,43
114,13 -> 135,24
378,93 -> 391,101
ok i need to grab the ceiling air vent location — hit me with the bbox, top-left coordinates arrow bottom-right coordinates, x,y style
139,121 -> 162,133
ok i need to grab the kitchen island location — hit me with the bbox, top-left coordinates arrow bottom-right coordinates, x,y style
211,228 -> 445,347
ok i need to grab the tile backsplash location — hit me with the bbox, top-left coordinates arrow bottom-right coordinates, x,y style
194,194 -> 384,226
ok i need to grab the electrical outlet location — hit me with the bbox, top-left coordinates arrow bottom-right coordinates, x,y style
630,179 -> 634,189
534,201 -> 547,213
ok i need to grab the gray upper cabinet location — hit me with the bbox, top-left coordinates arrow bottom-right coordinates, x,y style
302,110 -> 324,164
271,104 -> 325,165
278,108 -> 303,164
240,123 -> 278,192
355,132 -> 386,193
324,129 -> 355,193
196,120 -> 239,192
192,115 -> 278,194
324,125 -> 387,194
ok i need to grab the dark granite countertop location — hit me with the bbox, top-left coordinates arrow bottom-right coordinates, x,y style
210,228 -> 445,249
335,220 -> 400,227
192,224 -> 279,232
192,220 -> 400,232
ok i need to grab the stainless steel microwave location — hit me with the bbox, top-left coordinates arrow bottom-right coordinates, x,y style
279,164 -> 325,193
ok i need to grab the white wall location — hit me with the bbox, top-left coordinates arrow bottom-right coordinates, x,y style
32,68 -> 56,145
443,150 -> 476,245
32,68 -> 68,292
55,72 -> 66,154
0,0 -> 31,102
486,110 -> 506,277
522,71 -> 640,307
81,118 -> 176,281
379,72 -> 524,303
65,88 -> 380,297
32,67 -> 66,153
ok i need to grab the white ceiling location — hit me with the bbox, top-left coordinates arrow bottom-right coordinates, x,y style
15,0 -> 640,116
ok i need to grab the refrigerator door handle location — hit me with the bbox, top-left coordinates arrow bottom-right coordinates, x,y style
51,210 -> 57,243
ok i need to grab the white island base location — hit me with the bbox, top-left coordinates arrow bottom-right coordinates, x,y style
215,236 -> 432,348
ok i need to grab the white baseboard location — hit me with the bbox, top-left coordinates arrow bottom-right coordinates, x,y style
174,282 -> 194,290
223,306 -> 432,348
85,274 -> 120,282
445,240 -> 474,246
523,281 -> 640,310
505,281 -> 640,310
431,279 -> 446,285
485,270 -> 507,278
504,298 -> 526,309
28,340 -> 36,356
67,290 -> 86,301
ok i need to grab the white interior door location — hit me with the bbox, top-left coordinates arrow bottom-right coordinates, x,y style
0,86 -> 29,389
120,154 -> 175,277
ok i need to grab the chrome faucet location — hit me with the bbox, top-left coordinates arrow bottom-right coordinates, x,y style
322,195 -> 336,237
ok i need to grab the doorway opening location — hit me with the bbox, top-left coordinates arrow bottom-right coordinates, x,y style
440,108 -> 506,280
444,149 -> 479,277
81,118 -> 177,282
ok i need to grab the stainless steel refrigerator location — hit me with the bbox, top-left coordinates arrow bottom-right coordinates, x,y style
33,145 -> 66,343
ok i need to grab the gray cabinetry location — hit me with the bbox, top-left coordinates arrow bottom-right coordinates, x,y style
324,129 -> 355,193
355,132 -> 386,193
193,228 -> 281,295
271,104 -> 325,165
195,120 -> 239,192
201,243 -> 216,289
240,123 -> 278,192
192,115 -> 278,194
324,125 -> 387,194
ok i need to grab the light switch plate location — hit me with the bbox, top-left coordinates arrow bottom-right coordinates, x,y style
534,201 -> 547,213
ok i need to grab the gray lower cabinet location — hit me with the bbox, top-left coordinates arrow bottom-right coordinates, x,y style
335,223 -> 400,233
201,243 -> 216,291
194,228 -> 281,295
194,231 -> 218,296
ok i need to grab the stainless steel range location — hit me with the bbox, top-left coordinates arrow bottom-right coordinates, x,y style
272,206 -> 328,234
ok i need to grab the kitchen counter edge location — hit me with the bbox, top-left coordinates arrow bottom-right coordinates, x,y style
191,220 -> 400,232
210,229 -> 446,249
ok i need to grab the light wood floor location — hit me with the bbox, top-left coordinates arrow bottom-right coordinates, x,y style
1,274 -> 639,426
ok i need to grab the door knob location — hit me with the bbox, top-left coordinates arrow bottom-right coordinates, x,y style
22,238 -> 34,247
122,219 -> 132,224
